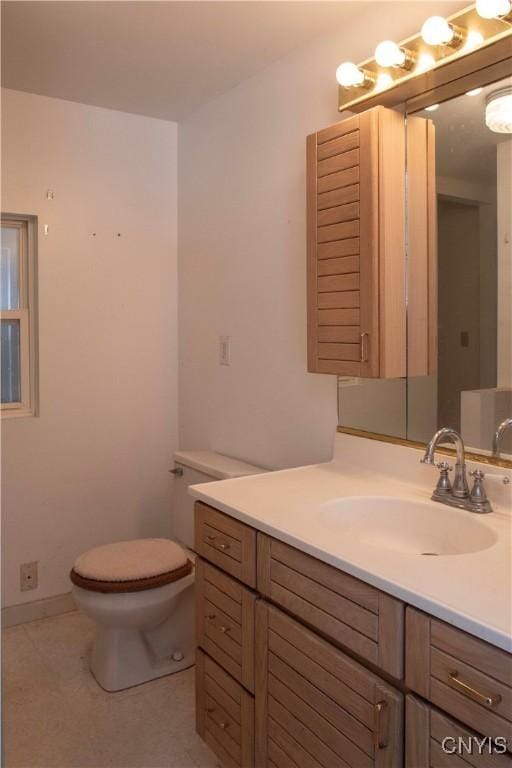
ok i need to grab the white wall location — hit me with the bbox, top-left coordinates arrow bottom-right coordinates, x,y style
178,2 -> 455,470
1,89 -> 178,608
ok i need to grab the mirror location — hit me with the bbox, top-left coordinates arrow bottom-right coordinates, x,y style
338,73 -> 512,461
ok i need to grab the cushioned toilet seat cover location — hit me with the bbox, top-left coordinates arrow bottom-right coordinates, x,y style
70,539 -> 192,593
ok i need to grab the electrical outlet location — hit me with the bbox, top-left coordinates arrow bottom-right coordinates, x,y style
20,561 -> 38,592
219,336 -> 231,366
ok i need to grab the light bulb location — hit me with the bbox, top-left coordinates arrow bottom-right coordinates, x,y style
476,0 -> 511,18
416,53 -> 435,73
421,16 -> 454,45
486,88 -> 512,133
425,104 -> 440,112
466,88 -> 483,96
464,30 -> 484,49
375,40 -> 406,68
336,62 -> 365,87
376,72 -> 393,91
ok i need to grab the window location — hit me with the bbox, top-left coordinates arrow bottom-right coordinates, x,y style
1,214 -> 38,417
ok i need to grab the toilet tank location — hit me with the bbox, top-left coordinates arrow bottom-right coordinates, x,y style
170,451 -> 265,549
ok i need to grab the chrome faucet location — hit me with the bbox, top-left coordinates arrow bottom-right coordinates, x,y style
421,427 -> 492,513
493,418 -> 512,458
421,427 -> 469,498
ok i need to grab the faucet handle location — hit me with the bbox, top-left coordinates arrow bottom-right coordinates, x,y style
469,469 -> 510,486
435,461 -> 453,496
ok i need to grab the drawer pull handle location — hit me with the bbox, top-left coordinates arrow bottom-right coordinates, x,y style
219,722 -> 229,730
360,332 -> 369,363
448,672 -> 502,708
374,701 -> 389,749
207,613 -> 216,621
205,534 -> 231,551
218,625 -> 229,634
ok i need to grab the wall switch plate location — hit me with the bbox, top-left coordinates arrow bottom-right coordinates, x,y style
219,336 -> 231,366
20,561 -> 38,592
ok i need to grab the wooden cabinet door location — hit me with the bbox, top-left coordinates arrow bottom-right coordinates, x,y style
406,695 -> 512,767
257,533 -> 404,679
196,558 -> 256,692
406,608 -> 512,751
255,601 -> 403,768
307,105 -> 406,379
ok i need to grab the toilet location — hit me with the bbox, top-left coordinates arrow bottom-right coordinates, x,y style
70,451 -> 264,692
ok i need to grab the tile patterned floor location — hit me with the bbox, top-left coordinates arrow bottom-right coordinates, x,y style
2,611 -> 219,768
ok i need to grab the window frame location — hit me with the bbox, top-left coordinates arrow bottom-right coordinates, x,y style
1,213 -> 39,418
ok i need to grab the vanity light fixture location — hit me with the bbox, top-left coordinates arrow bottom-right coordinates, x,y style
337,4 -> 512,113
374,40 -> 416,70
425,104 -> 440,111
485,87 -> 512,132
466,87 -> 483,95
421,16 -> 466,48
336,62 -> 375,89
476,0 -> 511,18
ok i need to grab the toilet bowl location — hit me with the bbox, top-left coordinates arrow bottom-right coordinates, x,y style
70,450 -> 264,691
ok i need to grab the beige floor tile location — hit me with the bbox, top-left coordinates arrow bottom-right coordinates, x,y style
24,611 -> 95,683
2,612 -> 218,768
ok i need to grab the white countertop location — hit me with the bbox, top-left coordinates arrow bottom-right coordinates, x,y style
189,432 -> 512,652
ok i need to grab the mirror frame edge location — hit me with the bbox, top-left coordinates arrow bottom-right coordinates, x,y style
337,427 -> 512,469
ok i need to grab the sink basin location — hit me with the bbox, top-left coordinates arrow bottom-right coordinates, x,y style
319,496 -> 497,556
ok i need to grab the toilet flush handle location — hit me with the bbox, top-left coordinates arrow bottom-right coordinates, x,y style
169,467 -> 184,477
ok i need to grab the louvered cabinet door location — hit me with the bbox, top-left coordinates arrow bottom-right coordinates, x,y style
406,696 -> 512,767
255,602 -> 404,768
307,106 -> 406,379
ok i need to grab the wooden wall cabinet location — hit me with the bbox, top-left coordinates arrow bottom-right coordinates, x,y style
307,105 -> 406,378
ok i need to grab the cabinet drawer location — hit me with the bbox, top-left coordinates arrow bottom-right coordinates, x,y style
195,502 -> 257,588
196,648 -> 254,768
196,558 -> 256,692
406,695 -> 512,766
406,608 -> 512,750
257,533 -> 404,678
255,602 -> 403,768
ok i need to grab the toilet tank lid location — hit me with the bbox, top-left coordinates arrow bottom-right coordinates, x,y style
173,450 -> 266,479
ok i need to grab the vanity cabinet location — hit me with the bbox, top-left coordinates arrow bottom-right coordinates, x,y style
194,502 -> 512,767
307,105 -> 406,378
255,601 -> 404,768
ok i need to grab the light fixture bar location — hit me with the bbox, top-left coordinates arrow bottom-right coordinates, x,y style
337,2 -> 512,113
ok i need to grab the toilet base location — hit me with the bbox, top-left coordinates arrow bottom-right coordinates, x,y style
73,571 -> 195,692
90,626 -> 195,691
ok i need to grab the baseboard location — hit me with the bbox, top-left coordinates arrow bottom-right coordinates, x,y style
2,592 -> 76,628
